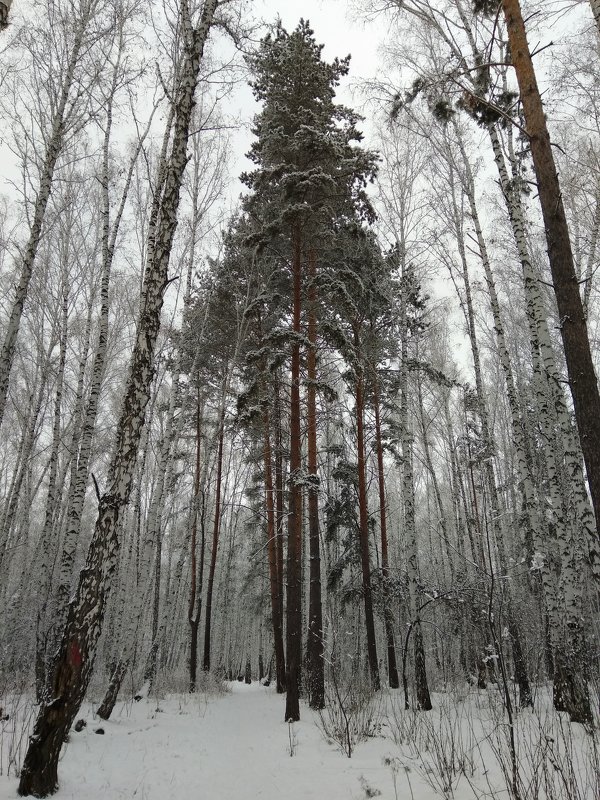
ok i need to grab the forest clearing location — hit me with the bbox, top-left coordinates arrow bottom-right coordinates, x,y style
1,680 -> 598,800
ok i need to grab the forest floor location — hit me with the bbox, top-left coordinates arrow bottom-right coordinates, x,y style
0,680 -> 598,799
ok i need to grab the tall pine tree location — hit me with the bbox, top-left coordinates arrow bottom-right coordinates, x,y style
243,19 -> 377,720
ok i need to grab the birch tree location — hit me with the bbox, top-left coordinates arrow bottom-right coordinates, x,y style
499,0 -> 600,583
0,0 -> 112,432
17,0 -> 222,793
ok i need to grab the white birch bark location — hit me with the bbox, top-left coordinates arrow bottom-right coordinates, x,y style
416,377 -> 455,587
489,125 -> 591,719
386,0 -> 592,711
443,138 -> 532,704
56,51 -> 160,611
397,246 -> 431,711
18,1 -> 221,792
462,0 -> 598,594
0,0 -> 101,432
491,126 -> 598,585
0,334 -> 56,575
35,278 -> 69,696
454,130 -> 543,559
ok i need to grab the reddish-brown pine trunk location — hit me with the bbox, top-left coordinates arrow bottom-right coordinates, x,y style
502,0 -> 600,579
306,248 -> 324,709
373,372 -> 399,689
262,393 -> 286,693
274,375 -> 285,627
285,224 -> 303,722
202,407 -> 225,672
354,326 -> 380,691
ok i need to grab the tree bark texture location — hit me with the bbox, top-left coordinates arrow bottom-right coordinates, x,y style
189,391 -> 205,692
399,279 -> 431,711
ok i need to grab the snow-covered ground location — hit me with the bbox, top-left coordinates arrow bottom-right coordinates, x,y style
1,682 -> 598,799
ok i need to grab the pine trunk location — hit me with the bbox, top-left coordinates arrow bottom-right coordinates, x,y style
354,325 -> 380,692
306,248 -> 324,709
285,224 -> 303,722
274,374 -> 286,628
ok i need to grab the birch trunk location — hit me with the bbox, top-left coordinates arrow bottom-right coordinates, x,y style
285,224 -> 303,722
589,0 -> 600,36
35,281 -> 69,700
399,271 -> 431,711
502,0 -> 600,594
0,0 -> 99,432
488,126 -> 592,724
373,369 -> 399,689
0,338 -> 55,575
57,70 -> 159,614
448,138 -> 533,708
306,248 -> 324,708
353,325 -> 380,692
17,2 -> 220,793
490,122 -> 592,715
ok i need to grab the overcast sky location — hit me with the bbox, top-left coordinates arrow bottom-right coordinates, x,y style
256,0 -> 381,85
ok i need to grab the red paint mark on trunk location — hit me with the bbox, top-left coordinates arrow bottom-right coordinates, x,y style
69,640 -> 82,668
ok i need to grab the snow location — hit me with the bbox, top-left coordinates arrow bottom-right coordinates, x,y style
1,683 -> 597,800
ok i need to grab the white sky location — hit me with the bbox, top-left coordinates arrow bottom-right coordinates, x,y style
256,0 -> 381,86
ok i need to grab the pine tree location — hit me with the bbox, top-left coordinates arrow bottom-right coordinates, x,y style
243,19 -> 377,720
